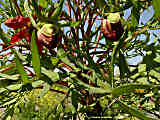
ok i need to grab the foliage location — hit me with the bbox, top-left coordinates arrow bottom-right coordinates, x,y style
0,0 -> 160,119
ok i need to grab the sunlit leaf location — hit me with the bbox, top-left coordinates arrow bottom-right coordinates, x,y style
39,0 -> 48,8
41,67 -> 59,82
60,21 -> 81,27
32,80 -> 44,88
138,64 -> 146,73
0,73 -> 19,80
51,57 -> 59,66
6,84 -> 22,91
0,88 -> 6,94
0,98 -> 18,107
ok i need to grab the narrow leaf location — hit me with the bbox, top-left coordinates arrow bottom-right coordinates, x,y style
15,51 -> 28,84
24,0 -> 38,28
112,84 -> 160,98
52,0 -> 64,19
6,84 -> 22,91
153,0 -> 160,20
0,88 -> 6,94
71,89 -> 79,111
117,100 -> 158,120
40,83 -> 50,98
154,56 -> 160,63
0,73 -> 19,81
75,79 -> 111,94
118,51 -> 130,78
41,67 -> 59,82
32,80 -> 44,88
57,48 -> 74,68
60,21 -> 81,27
30,31 -> 41,77
0,98 -> 18,107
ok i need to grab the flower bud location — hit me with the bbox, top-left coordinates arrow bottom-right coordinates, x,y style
37,24 -> 61,48
101,13 -> 124,41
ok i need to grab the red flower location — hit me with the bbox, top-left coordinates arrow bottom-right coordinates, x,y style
10,28 -> 31,43
4,16 -> 42,53
4,16 -> 31,30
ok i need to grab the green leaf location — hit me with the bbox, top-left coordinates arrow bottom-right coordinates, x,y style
117,100 -> 158,120
57,48 -> 74,68
75,79 -> 111,94
52,0 -> 64,20
15,51 -> 28,84
131,6 -> 140,28
15,50 -> 27,61
41,67 -> 59,82
39,0 -> 48,8
110,41 -> 120,87
0,1 -> 7,8
32,80 -> 44,88
0,73 -> 19,80
112,84 -> 160,98
118,51 -> 130,78
60,21 -> 81,27
40,83 -> 50,98
24,0 -> 38,28
71,89 -> 79,110
0,98 -> 18,108
153,0 -> 160,20
0,24 -> 9,44
41,56 -> 54,69
30,31 -> 41,77
95,0 -> 106,8
9,0 -> 17,17
0,88 -> 6,94
138,64 -> 146,73
6,84 -> 22,91
51,57 -> 59,66
154,56 -> 160,63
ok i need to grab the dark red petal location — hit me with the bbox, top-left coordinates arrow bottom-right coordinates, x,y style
4,16 -> 30,30
10,34 -> 22,43
25,34 -> 31,43
36,39 -> 43,54
10,29 -> 29,43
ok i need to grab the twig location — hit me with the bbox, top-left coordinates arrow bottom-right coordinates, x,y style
35,86 -> 66,95
0,52 -> 12,59
0,65 -> 15,73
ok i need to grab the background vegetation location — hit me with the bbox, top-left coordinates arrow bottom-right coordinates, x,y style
0,0 -> 160,119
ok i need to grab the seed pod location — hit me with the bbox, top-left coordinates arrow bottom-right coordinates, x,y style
37,24 -> 61,48
101,13 -> 124,41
